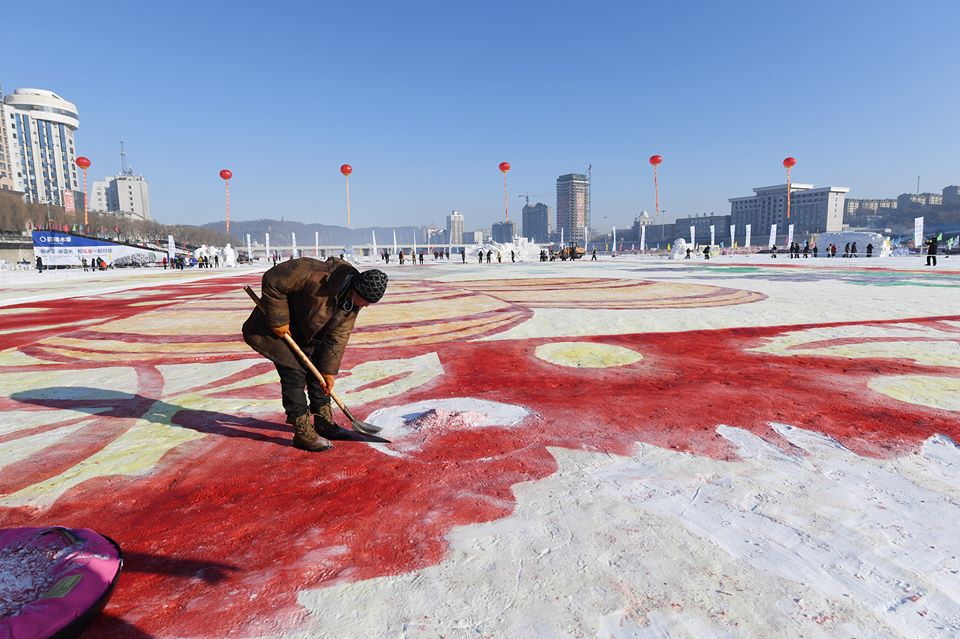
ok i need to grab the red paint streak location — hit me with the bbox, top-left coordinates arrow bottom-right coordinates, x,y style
0,276 -> 958,637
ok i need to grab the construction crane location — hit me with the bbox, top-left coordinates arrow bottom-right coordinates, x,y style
517,193 -> 550,206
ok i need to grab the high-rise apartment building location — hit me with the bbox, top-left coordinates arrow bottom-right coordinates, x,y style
2,88 -> 81,206
446,210 -> 464,244
0,86 -> 15,192
522,202 -> 550,243
91,174 -> 151,221
556,173 -> 589,245
492,221 -> 515,243
729,183 -> 848,245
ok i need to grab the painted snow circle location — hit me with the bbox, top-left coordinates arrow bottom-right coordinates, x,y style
868,375 -> 960,411
365,398 -> 531,457
535,342 -> 642,368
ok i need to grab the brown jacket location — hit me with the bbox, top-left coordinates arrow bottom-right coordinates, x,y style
242,257 -> 360,374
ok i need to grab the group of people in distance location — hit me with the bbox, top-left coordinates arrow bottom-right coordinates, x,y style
379,249 -> 465,265
769,241 -> 878,259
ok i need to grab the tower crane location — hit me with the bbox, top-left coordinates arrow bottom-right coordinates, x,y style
517,193 -> 550,206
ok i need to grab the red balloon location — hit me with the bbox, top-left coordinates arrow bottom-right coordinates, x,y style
75,156 -> 91,169
219,169 -> 233,180
649,154 -> 663,166
499,162 -> 511,173
340,164 -> 353,176
783,157 -> 797,169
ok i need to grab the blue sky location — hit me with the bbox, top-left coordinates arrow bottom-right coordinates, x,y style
5,0 -> 959,231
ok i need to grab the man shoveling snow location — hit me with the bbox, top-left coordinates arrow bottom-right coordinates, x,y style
243,257 -> 388,452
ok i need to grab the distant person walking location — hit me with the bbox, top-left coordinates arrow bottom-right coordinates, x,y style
843,243 -> 850,258
703,245 -> 711,259
486,250 -> 492,263
82,257 -> 89,271
510,250 -> 515,263
802,241 -> 809,258
591,248 -> 598,261
866,243 -> 873,258
850,242 -> 858,257
770,245 -> 777,259
36,256 -> 44,272
925,235 -> 938,267
478,250 -> 483,264
461,250 -> 466,263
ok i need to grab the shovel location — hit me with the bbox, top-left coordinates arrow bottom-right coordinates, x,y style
244,285 -> 384,437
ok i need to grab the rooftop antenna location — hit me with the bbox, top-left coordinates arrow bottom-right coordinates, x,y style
120,141 -> 134,176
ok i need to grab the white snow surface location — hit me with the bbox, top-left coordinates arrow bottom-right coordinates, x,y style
365,398 -> 531,457
294,424 -> 960,638
2,253 -> 959,638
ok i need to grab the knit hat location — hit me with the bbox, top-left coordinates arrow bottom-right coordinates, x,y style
352,269 -> 388,303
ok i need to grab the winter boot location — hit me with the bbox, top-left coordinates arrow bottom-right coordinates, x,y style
313,404 -> 340,438
291,413 -> 332,452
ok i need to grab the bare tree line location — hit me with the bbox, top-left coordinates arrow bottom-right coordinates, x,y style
0,191 -> 229,247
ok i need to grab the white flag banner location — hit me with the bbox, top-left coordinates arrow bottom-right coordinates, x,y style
167,234 -> 175,261
768,224 -> 777,248
914,217 -> 924,248
265,233 -> 270,260
291,232 -> 297,258
690,225 -> 696,246
372,230 -> 377,258
745,224 -> 752,248
393,229 -> 398,255
640,225 -> 646,252
612,226 -> 617,253
245,233 -> 251,260
787,224 -> 795,247
730,224 -> 736,247
710,224 -> 715,247
316,231 -> 320,256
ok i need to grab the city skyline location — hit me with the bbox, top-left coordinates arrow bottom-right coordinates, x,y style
3,1 -> 959,230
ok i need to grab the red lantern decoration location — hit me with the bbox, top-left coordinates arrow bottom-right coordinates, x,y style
75,157 -> 92,225
498,162 -> 510,173
340,164 -> 353,176
219,169 -> 233,181
783,157 -> 797,220
649,154 -> 663,166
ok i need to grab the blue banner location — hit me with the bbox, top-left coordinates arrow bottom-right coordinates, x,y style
32,230 -> 166,267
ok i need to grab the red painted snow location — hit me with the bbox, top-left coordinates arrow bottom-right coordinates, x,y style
0,273 -> 957,637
